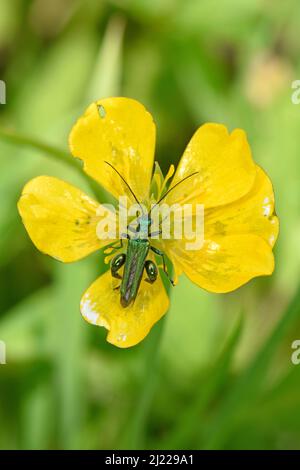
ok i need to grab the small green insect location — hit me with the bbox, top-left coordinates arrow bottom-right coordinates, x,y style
105,161 -> 197,308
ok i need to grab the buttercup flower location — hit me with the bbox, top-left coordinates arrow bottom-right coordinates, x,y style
18,97 -> 279,348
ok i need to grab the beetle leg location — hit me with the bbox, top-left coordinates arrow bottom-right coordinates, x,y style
106,236 -> 127,256
111,270 -> 122,280
149,229 -> 162,238
110,238 -> 123,251
121,233 -> 130,240
144,259 -> 158,284
111,253 -> 126,280
150,246 -> 175,286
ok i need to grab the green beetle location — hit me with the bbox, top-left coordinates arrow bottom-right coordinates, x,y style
106,161 -> 197,308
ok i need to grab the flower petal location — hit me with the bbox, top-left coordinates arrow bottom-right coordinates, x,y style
165,123 -> 256,209
69,97 -> 156,203
159,165 -> 278,292
18,176 -> 116,262
205,166 -> 279,248
80,270 -> 169,348
163,235 -> 274,293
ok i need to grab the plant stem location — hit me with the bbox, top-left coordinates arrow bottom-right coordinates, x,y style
124,317 -> 166,450
0,128 -> 77,168
124,264 -> 173,450
0,127 -> 102,200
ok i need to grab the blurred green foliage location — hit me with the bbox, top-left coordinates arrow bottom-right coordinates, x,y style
0,0 -> 300,450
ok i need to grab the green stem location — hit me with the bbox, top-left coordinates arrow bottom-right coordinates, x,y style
0,127 -> 102,200
123,263 -> 173,450
0,128 -> 77,168
124,317 -> 166,450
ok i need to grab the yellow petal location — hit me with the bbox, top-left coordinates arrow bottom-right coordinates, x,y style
165,123 -> 256,209
80,270 -> 169,348
205,166 -> 279,247
69,97 -> 156,204
163,235 -> 274,293
18,176 -> 115,262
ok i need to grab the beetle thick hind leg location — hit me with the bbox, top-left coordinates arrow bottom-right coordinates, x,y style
111,253 -> 126,280
144,260 -> 158,284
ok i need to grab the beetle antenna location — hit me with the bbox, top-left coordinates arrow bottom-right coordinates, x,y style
104,161 -> 144,213
151,171 -> 199,212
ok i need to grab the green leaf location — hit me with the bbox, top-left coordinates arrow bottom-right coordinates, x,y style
203,284 -> 300,449
161,314 -> 243,448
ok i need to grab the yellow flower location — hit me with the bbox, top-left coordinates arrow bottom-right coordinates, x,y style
18,97 -> 279,348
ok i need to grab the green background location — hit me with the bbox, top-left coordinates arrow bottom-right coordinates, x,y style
0,0 -> 300,450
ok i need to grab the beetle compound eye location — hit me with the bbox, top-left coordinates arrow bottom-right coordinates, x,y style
111,253 -> 126,269
145,260 -> 158,282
